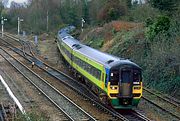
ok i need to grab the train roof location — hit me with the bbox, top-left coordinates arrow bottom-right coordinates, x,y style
58,27 -> 140,69
75,44 -> 139,68
58,33 -> 80,47
58,32 -> 70,39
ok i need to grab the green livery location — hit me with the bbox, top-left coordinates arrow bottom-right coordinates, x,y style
57,26 -> 142,109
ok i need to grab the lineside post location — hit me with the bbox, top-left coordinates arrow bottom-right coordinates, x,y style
1,17 -> 7,38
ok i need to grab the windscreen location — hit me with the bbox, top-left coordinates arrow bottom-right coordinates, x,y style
121,70 -> 131,83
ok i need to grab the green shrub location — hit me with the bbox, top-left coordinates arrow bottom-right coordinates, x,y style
145,15 -> 170,40
122,4 -> 160,22
86,38 -> 104,49
16,110 -> 48,121
97,0 -> 127,22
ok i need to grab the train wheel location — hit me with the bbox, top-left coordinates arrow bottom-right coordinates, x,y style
85,79 -> 92,89
99,93 -> 108,105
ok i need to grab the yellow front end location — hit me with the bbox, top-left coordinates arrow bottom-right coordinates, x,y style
107,82 -> 142,109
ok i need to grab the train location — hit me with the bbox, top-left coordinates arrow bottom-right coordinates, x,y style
57,26 -> 142,109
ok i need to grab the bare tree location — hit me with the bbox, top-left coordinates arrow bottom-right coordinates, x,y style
2,0 -> 9,7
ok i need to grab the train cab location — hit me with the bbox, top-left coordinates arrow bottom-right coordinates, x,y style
107,63 -> 142,109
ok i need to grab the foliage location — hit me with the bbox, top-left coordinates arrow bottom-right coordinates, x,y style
126,0 -> 132,8
145,15 -> 170,41
122,4 -> 160,22
82,0 -> 90,24
81,13 -> 180,98
16,110 -> 48,121
0,1 -> 5,14
150,0 -> 177,12
1,0 -> 8,7
97,0 -> 127,23
85,38 -> 104,49
5,0 -> 86,34
88,0 -> 106,25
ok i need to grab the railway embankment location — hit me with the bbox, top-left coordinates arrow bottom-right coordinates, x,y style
79,21 -> 180,100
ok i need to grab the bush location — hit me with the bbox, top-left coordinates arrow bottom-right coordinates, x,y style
145,15 -> 170,40
97,0 -> 127,22
122,4 -> 160,22
85,38 -> 104,49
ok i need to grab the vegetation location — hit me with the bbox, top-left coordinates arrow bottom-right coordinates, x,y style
150,0 -> 177,12
0,0 -> 179,98
145,15 -> 170,40
16,110 -> 48,121
79,1 -> 180,98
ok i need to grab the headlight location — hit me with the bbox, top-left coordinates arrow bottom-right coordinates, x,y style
110,86 -> 117,90
133,82 -> 140,84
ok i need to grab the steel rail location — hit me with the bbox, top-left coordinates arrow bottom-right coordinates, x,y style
0,47 -> 97,121
143,87 -> 180,107
118,109 -> 151,121
0,37 -> 129,121
1,34 -> 153,121
142,96 -> 180,120
1,33 -> 35,57
132,110 -> 151,121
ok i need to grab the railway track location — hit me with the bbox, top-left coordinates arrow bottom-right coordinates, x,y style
0,47 -> 96,121
0,35 -> 151,121
1,36 -> 128,120
2,33 -> 35,57
118,110 -> 151,121
143,87 -> 180,107
142,88 -> 180,120
1,36 -> 129,121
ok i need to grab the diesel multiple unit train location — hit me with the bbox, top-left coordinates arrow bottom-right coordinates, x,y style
57,26 -> 142,109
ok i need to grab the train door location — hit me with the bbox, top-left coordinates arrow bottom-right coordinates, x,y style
119,69 -> 133,98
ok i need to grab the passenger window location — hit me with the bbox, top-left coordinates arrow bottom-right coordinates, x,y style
83,62 -> 86,69
77,58 -> 80,65
92,68 -> 96,77
97,70 -> 101,80
90,66 -> 94,75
